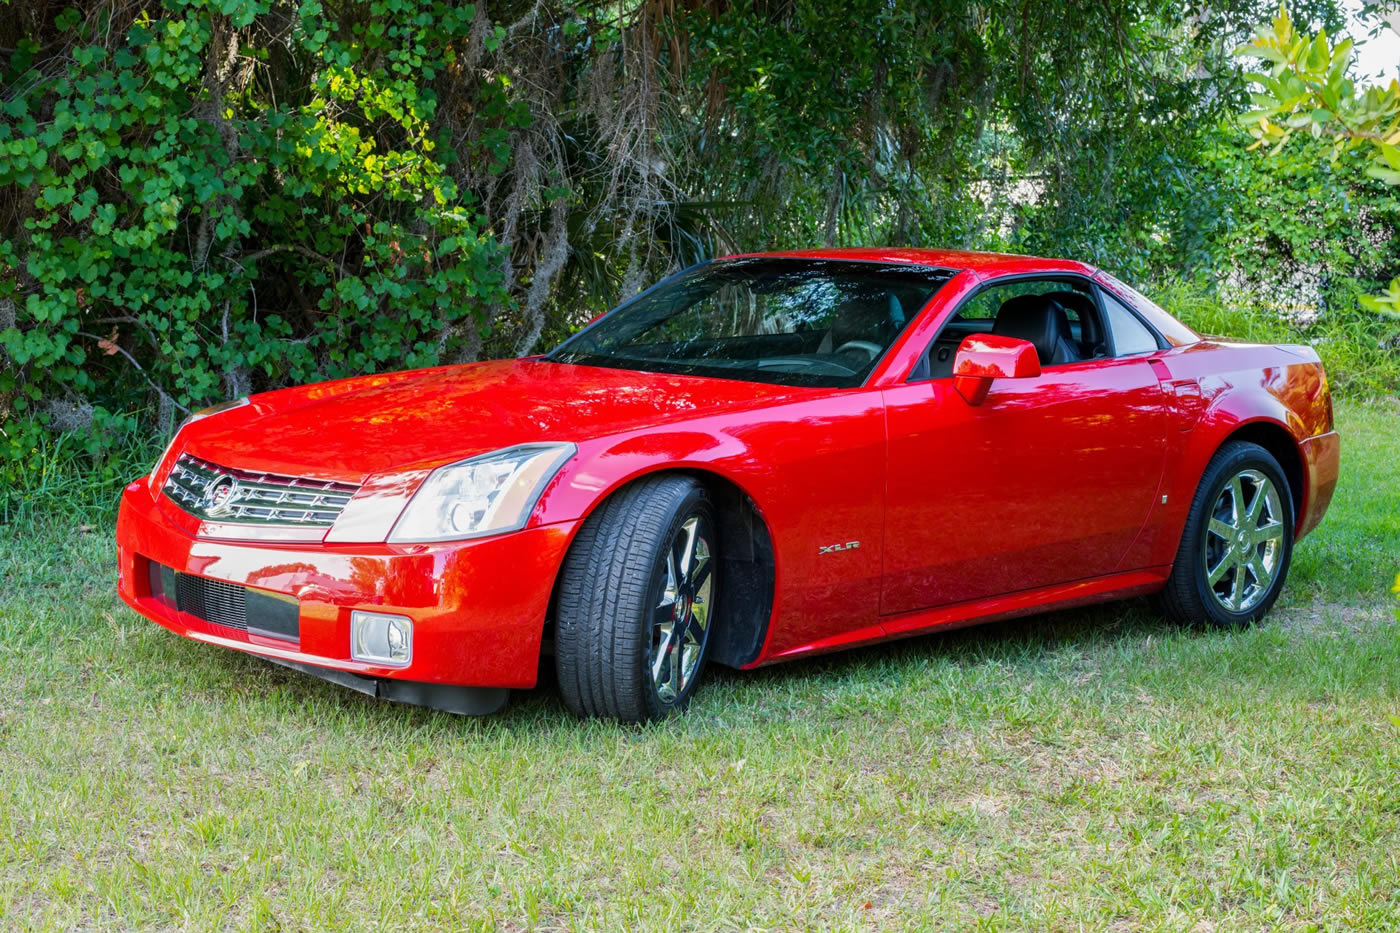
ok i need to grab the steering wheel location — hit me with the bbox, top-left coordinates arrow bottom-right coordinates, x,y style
755,356 -> 859,376
831,340 -> 883,362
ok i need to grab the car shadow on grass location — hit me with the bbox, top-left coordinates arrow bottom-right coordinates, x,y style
704,598 -> 1174,693
150,596 -> 1202,731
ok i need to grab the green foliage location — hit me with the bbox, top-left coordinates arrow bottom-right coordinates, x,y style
1236,3 -> 1400,306
1360,277 -> 1400,316
1238,4 -> 1400,183
1200,129 -> 1398,303
0,411 -> 160,525
1,0 -> 1396,518
681,0 -> 989,247
1159,280 -> 1400,398
677,0 -> 1280,277
0,0 -> 508,500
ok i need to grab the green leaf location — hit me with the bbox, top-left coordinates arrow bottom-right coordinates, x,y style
1365,164 -> 1400,185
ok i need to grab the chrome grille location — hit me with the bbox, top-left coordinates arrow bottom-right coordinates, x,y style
162,453 -> 359,527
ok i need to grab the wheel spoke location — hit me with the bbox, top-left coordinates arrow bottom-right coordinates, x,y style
1245,477 -> 1271,525
1229,475 -> 1247,525
1229,560 -> 1246,610
680,643 -> 698,686
1207,549 -> 1233,585
1248,552 -> 1273,591
692,557 -> 712,589
677,518 -> 698,577
660,550 -> 679,607
691,592 -> 710,631
679,610 -> 704,687
668,627 -> 683,694
690,534 -> 713,632
1208,518 -> 1235,539
1257,521 -> 1286,543
651,621 -> 676,688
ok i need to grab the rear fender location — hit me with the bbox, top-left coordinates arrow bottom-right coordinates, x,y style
1131,375 -> 1315,570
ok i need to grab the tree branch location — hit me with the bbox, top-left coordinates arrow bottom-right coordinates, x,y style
77,332 -> 191,415
236,244 -> 347,277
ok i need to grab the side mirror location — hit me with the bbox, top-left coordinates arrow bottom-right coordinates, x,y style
952,333 -> 1041,405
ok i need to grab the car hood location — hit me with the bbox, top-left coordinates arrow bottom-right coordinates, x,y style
179,358 -> 816,481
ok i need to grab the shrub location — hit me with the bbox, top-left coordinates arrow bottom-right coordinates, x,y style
1158,281 -> 1400,399
0,0 -> 509,510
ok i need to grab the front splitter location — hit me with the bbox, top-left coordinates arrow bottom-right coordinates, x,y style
264,657 -> 510,716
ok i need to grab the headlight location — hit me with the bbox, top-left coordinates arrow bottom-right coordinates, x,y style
388,443 -> 576,543
148,397 -> 249,488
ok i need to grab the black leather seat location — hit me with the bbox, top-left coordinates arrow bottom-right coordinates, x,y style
991,294 -> 1080,366
1044,289 -> 1107,358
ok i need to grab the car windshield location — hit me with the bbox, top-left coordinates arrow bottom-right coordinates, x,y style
548,258 -> 954,387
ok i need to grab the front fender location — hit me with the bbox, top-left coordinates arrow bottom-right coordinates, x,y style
529,390 -> 891,661
537,430 -> 769,528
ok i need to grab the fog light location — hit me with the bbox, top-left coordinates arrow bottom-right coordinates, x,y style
350,611 -> 413,666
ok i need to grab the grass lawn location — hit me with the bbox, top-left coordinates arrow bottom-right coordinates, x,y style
2,402 -> 1398,930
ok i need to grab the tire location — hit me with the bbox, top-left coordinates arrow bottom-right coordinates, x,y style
554,475 -> 719,722
1156,440 -> 1294,627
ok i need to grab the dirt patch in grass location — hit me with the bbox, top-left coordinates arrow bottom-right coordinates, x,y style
1274,600 -> 1393,636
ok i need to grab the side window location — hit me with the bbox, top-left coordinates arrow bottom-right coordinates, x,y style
1097,273 -> 1198,347
912,277 -> 1101,381
1101,291 -> 1160,356
954,280 -> 1040,321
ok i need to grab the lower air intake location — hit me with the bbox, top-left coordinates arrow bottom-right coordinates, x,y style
175,573 -> 248,630
147,559 -> 299,642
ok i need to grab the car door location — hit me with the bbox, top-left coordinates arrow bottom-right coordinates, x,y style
878,275 -> 1170,617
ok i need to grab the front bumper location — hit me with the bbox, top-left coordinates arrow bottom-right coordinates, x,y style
116,479 -> 577,695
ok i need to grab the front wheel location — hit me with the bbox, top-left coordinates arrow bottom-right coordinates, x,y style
554,476 -> 719,722
1156,441 -> 1294,627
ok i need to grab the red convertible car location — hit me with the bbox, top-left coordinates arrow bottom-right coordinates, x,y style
116,249 -> 1340,721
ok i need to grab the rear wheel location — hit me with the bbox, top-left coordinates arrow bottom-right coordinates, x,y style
555,476 -> 718,722
1156,441 -> 1294,627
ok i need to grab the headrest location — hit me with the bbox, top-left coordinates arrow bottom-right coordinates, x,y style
1044,289 -> 1102,347
991,295 -> 1072,365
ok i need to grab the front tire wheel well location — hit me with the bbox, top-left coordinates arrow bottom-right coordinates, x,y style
684,470 -> 776,669
545,468 -> 775,671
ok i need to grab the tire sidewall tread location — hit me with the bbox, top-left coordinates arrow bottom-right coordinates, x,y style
1158,440 -> 1294,628
554,475 -> 717,722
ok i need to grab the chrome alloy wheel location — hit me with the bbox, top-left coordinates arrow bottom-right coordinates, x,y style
1203,468 -> 1286,613
650,514 -> 715,704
